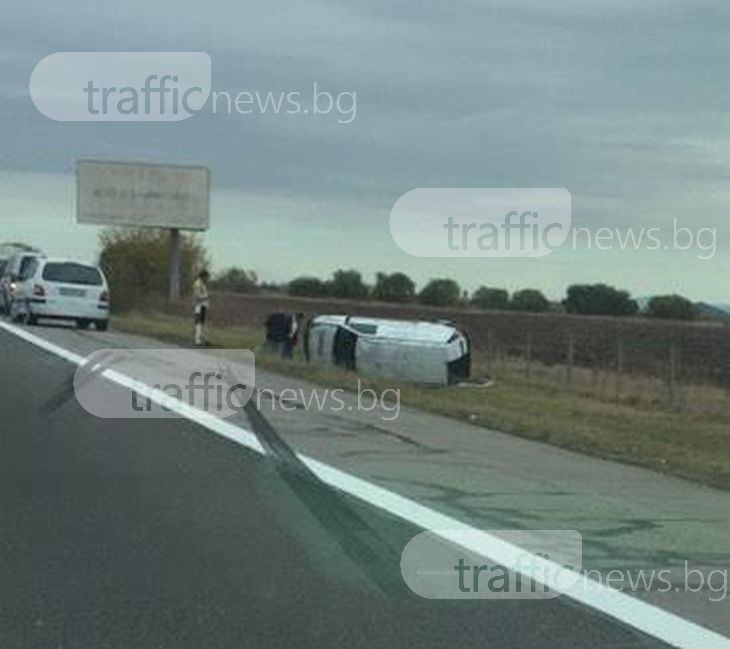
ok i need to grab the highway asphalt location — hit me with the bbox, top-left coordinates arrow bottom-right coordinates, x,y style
0,324 -> 681,648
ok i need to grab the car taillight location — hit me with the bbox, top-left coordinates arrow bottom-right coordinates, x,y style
33,284 -> 45,297
99,290 -> 109,303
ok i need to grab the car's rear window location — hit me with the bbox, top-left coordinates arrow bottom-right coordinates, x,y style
42,262 -> 102,286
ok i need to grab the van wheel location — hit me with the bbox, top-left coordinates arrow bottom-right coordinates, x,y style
76,319 -> 90,330
95,320 -> 108,332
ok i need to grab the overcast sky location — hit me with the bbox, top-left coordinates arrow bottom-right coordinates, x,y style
1,0 -> 729,302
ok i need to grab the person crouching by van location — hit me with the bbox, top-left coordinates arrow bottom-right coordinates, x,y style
264,312 -> 303,358
193,270 -> 210,346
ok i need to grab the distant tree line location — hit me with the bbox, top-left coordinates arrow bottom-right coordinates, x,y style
207,266 -> 706,320
283,272 -> 703,320
210,267 -> 259,294
94,230 -> 711,321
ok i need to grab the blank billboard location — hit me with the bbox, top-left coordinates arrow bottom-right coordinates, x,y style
76,160 -> 210,231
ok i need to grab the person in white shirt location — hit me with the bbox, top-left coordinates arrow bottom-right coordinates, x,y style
283,312 -> 305,358
193,270 -> 210,346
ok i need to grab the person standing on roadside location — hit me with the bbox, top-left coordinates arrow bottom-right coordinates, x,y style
283,312 -> 305,358
193,270 -> 210,346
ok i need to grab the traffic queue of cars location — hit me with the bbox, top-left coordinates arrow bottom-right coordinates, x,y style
0,248 -> 110,330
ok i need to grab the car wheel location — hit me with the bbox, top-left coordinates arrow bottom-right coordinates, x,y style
95,320 -> 108,332
76,319 -> 90,330
26,312 -> 38,326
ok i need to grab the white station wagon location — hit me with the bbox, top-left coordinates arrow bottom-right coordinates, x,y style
10,257 -> 110,330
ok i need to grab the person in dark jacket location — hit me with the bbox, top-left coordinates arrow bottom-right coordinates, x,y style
265,312 -> 305,358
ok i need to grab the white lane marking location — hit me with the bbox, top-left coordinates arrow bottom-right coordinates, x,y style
2,319 -> 728,649
0,322 -> 265,454
2,321 -> 86,365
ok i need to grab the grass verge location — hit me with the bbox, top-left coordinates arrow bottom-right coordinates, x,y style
113,310 -> 730,491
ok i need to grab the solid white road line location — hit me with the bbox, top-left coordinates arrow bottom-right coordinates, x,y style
1,319 -> 728,649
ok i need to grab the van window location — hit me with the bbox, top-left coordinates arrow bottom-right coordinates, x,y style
350,322 -> 378,335
42,262 -> 102,286
18,256 -> 37,279
19,257 -> 38,280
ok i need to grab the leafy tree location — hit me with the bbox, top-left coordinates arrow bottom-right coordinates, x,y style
418,278 -> 461,307
328,269 -> 369,300
471,286 -> 509,310
647,295 -> 696,320
372,271 -> 416,303
212,267 -> 258,293
99,228 -> 209,311
510,289 -> 550,313
564,284 -> 638,317
288,276 -> 328,297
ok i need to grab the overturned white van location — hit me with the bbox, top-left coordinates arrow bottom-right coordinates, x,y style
303,315 -> 471,385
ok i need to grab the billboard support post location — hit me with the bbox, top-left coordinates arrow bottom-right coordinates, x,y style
169,228 -> 181,301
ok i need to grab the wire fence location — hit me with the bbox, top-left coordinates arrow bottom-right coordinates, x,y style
479,326 -> 730,411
